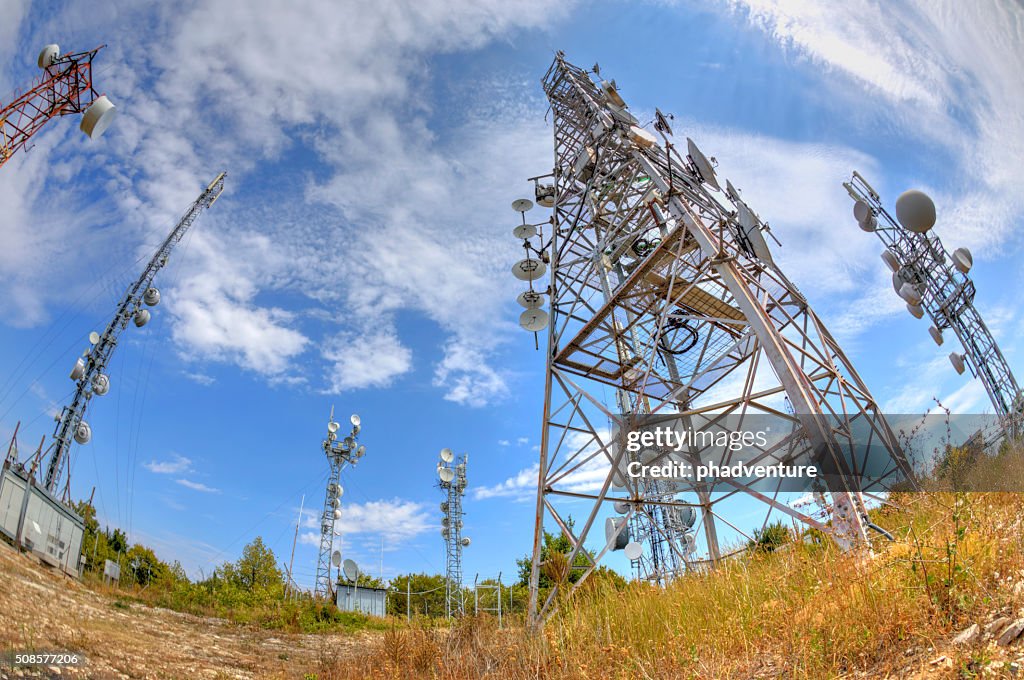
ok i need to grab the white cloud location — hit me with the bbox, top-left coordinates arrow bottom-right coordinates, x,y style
175,478 -> 220,493
143,454 -> 192,474
300,498 -> 433,542
498,439 -> 510,447
322,328 -> 413,392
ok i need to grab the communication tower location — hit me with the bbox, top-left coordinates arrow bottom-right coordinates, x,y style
314,409 -> 366,599
1,44 -> 116,168
437,448 -> 469,618
844,173 -> 1022,437
513,54 -> 917,622
43,173 -> 226,498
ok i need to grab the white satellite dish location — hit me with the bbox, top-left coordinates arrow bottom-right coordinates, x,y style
440,448 -> 454,463
859,214 -> 878,232
91,373 -> 110,396
133,309 -> 151,327
37,44 -> 60,69
736,202 -> 773,263
440,502 -> 448,512
356,445 -> 365,458
627,125 -> 657,149
512,258 -> 546,281
439,467 -> 455,483
898,282 -> 922,306
516,290 -> 544,309
605,517 -> 629,550
677,506 -> 697,529
327,421 -> 339,434
895,190 -> 936,233
333,508 -> 342,520
335,485 -> 344,498
928,326 -> 944,346
686,137 -> 720,191
623,541 -> 644,560
512,224 -> 537,240
331,497 -> 340,509
852,200 -> 871,224
88,331 -> 100,345
519,308 -> 549,332
601,80 -> 626,108
952,247 -> 973,274
342,558 -> 360,581
350,414 -> 361,427
69,357 -> 86,381
613,501 -> 630,514
907,303 -> 924,319
512,198 -> 534,213
880,250 -> 900,273
949,352 -> 966,375
74,420 -> 91,445
80,95 -> 117,140
143,287 -> 161,306
460,537 -> 471,547
683,531 -> 697,554
331,551 -> 341,567
441,517 -> 450,527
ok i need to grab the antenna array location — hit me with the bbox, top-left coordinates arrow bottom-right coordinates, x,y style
1,44 -> 116,168
43,173 -> 227,498
437,448 -> 469,618
314,410 -> 366,599
518,54 -> 917,622
844,173 -> 1022,437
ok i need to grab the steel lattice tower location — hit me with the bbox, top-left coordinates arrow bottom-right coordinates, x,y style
844,173 -> 1023,436
43,173 -> 226,498
521,54 -> 918,622
437,449 -> 469,618
1,44 -> 116,168
314,409 -> 365,599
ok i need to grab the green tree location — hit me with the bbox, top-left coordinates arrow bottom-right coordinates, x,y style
228,536 -> 284,596
387,573 -> 447,617
747,520 -> 791,553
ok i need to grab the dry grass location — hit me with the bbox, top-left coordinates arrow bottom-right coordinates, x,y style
315,488 -> 1024,679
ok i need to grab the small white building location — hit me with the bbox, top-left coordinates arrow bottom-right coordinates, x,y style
336,580 -> 388,617
0,460 -> 84,577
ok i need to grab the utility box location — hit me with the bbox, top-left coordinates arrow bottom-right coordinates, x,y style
0,461 -> 84,577
336,581 -> 388,617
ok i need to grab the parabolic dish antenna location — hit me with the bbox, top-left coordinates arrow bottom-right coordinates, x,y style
440,447 -> 454,462
898,282 -> 922,306
516,290 -> 544,309
601,80 -> 626,108
439,467 -> 455,483
929,326 -> 944,346
605,517 -> 629,550
80,95 -> 117,140
512,198 -> 534,213
683,531 -> 697,554
881,250 -> 900,273
342,558 -> 360,581
350,414 -> 361,427
686,137 -> 720,191
623,541 -> 643,560
88,331 -> 100,345
612,501 -> 630,514
327,421 -> 339,434
37,44 -> 60,69
331,551 -> 341,567
512,258 -> 546,281
627,125 -> 657,149
949,352 -> 966,375
736,202 -> 773,263
333,508 -> 342,520
952,247 -> 973,274
519,308 -> 549,332
895,190 -> 936,233
512,224 -> 537,240
460,537 -> 471,547
853,200 -> 871,224
907,303 -> 924,319
859,214 -> 878,232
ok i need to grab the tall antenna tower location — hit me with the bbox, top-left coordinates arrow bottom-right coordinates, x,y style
43,172 -> 226,498
844,173 -> 1023,436
515,54 -> 918,622
314,409 -> 366,599
1,44 -> 116,168
437,448 -> 470,618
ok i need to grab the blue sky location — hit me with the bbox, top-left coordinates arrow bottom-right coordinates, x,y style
1,0 -> 1021,588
